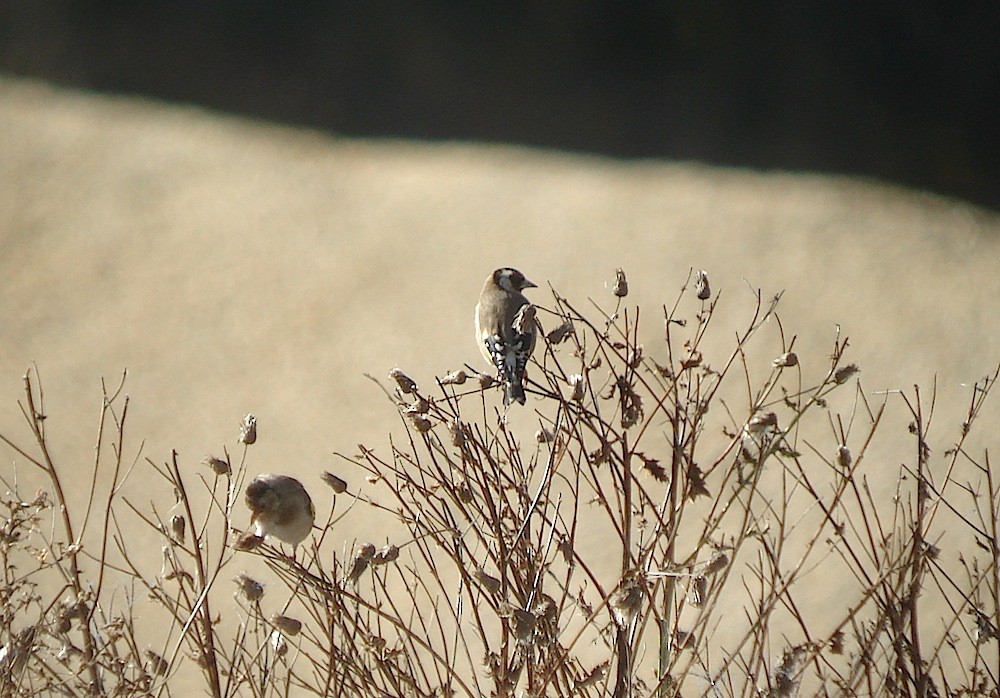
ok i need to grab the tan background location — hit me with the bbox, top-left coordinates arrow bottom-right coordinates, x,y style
1,76 -> 998,688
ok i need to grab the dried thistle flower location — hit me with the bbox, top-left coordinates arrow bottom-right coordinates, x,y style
612,268 -> 628,297
170,515 -> 186,544
234,532 -> 265,551
372,544 -> 399,565
234,572 -> 264,602
568,374 -> 586,402
535,427 -> 554,444
389,368 -> 417,394
477,372 -> 497,390
475,567 -> 502,595
772,351 -> 798,368
144,649 -> 168,676
546,320 -> 575,344
321,471 -> 348,494
203,455 -> 231,476
837,444 -> 852,469
441,370 -> 468,386
238,414 -> 257,445
833,363 -> 860,384
270,614 -> 302,636
695,269 -> 711,300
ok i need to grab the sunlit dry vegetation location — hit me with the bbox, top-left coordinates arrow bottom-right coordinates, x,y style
1,271 -> 998,696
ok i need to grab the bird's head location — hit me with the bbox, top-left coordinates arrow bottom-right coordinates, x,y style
494,267 -> 537,293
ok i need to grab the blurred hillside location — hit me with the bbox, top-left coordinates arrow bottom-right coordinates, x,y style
1,2 -> 998,210
1,75 -> 998,511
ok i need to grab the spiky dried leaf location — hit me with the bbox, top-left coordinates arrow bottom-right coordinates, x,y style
636,452 -> 667,482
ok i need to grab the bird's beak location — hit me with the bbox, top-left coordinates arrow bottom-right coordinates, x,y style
521,278 -> 538,290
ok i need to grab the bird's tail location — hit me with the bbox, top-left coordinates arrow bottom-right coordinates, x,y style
504,376 -> 526,406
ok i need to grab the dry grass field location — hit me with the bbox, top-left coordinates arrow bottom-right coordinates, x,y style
1,76 -> 998,695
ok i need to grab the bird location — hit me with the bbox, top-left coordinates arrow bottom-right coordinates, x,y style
245,474 -> 315,547
475,267 -> 538,406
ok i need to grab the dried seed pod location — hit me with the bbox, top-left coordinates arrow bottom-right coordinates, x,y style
203,455 -> 231,476
829,630 -> 845,655
510,609 -> 537,644
238,414 -> 257,445
568,374 -> 586,402
170,515 -> 186,544
833,363 -> 860,384
440,370 -> 468,386
611,576 -> 645,625
145,649 -> 169,676
321,471 -> 348,494
612,268 -> 628,297
705,551 -> 729,575
270,614 -> 302,637
695,269 -> 711,300
688,575 -> 708,607
837,445 -> 852,469
474,567 -> 502,596
448,420 -> 467,447
477,372 -> 497,390
389,368 -> 417,394
772,351 -> 798,368
405,396 -> 430,414
234,572 -> 264,602
270,630 -> 288,657
408,415 -> 432,433
534,594 -> 558,625
546,320 -> 575,344
535,427 -> 554,444
745,411 -> 778,436
673,629 -> 695,650
345,543 -> 377,583
234,532 -> 265,551
371,544 -> 399,565
627,345 -> 643,369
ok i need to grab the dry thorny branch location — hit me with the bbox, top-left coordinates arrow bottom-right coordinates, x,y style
1,271 -> 998,697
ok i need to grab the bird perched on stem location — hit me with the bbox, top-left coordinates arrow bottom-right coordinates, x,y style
245,474 -> 315,547
475,267 -> 538,406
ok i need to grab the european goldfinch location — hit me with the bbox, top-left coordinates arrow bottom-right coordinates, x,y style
474,268 -> 538,406
245,474 -> 315,547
